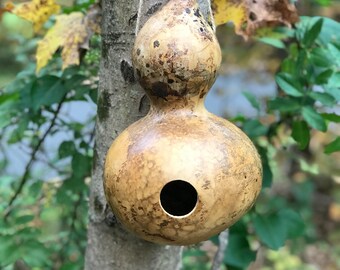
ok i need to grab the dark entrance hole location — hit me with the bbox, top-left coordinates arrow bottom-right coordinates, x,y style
160,180 -> 198,217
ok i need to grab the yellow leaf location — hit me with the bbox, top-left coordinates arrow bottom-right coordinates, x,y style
13,0 -> 60,32
36,12 -> 88,73
212,0 -> 246,30
211,0 -> 299,38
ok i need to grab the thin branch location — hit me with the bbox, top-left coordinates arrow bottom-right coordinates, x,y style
211,229 -> 229,270
4,96 -> 66,220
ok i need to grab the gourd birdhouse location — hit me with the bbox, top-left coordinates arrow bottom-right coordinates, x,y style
104,0 -> 262,245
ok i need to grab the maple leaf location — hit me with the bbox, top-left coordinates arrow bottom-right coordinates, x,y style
36,6 -> 101,73
212,0 -> 299,38
36,12 -> 87,72
12,0 -> 60,32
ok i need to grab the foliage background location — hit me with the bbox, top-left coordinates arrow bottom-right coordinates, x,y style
0,0 -> 339,269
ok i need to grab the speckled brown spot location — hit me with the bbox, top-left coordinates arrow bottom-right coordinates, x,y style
153,40 -> 160,48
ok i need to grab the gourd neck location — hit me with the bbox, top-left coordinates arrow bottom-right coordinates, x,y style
148,94 -> 206,114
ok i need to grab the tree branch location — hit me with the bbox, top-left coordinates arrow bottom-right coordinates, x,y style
211,230 -> 229,270
4,96 -> 66,220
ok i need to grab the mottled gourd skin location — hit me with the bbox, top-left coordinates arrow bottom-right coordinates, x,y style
132,0 -> 220,102
104,0 -> 262,245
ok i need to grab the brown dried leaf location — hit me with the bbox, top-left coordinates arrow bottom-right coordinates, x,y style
212,0 -> 299,38
244,0 -> 299,36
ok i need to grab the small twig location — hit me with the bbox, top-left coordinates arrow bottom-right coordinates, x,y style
211,229 -> 229,270
4,96 -> 66,220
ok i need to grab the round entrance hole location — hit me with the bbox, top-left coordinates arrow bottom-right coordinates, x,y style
160,180 -> 198,217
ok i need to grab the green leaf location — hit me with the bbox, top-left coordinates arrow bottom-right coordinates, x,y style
303,18 -> 323,48
325,72 -> 340,101
59,141 -> 76,159
257,37 -> 285,49
22,241 -> 50,266
0,109 -> 12,129
308,91 -> 336,106
291,120 -> 310,149
321,113 -> 340,123
30,75 -> 67,111
314,0 -> 331,6
16,215 -> 35,225
224,234 -> 257,269
280,58 -> 297,74
0,236 -> 21,265
29,181 -> 43,197
60,263 -> 83,270
297,17 -> 340,47
230,219 -> 248,235
275,73 -> 303,97
278,209 -> 305,238
242,120 -> 268,138
253,212 -> 286,250
72,152 -> 92,179
7,116 -> 29,144
310,48 -> 332,67
327,43 -> 340,67
89,88 -> 98,104
0,92 -> 20,129
268,97 -> 300,112
243,92 -> 260,111
315,69 -> 333,85
301,106 -> 327,131
210,234 -> 219,245
253,210 -> 304,250
318,17 -> 340,45
324,137 -> 340,154
258,146 -> 273,188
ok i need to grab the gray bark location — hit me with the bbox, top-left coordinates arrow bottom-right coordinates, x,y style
85,0 -> 213,269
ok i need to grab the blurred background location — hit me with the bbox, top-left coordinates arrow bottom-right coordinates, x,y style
0,0 -> 339,269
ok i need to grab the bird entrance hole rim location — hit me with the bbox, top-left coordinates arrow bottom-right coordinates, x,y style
159,179 -> 198,219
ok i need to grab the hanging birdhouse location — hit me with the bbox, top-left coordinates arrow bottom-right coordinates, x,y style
104,0 -> 262,245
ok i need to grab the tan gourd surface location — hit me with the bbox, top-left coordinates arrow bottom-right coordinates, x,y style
104,0 -> 262,245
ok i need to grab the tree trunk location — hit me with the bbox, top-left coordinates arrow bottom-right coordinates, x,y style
85,0 -> 212,269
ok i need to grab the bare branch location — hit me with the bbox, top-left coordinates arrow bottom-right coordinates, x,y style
4,96 -> 67,220
211,230 -> 229,270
